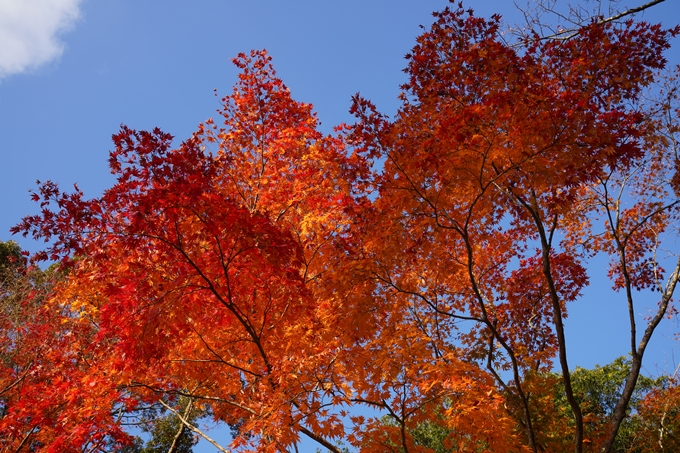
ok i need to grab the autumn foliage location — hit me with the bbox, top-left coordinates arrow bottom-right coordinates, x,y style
3,3 -> 680,452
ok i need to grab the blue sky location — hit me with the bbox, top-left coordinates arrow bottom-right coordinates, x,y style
1,1 -> 680,451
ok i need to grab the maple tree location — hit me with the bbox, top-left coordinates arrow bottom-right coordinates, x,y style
5,1 -> 680,452
1,240 -> 132,451
7,50 -> 366,453
347,3 -> 680,452
378,357 -> 676,453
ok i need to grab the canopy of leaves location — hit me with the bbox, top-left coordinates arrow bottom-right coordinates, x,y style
3,2 -> 680,453
380,357 -> 676,453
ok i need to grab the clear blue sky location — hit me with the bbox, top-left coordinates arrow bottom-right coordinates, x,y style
1,1 -> 680,451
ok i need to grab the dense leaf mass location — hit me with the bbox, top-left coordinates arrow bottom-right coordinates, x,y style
3,3 -> 680,453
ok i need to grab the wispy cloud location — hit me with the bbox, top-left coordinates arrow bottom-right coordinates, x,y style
0,0 -> 83,79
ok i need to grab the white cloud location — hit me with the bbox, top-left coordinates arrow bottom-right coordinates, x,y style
0,0 -> 83,79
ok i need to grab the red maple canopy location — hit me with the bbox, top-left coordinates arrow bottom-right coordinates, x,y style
3,4 -> 680,453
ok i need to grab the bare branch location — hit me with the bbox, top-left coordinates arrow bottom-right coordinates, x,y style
158,399 -> 230,453
515,0 -> 667,42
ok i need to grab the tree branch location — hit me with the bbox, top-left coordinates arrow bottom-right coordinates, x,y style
539,0 -> 666,41
158,399 -> 230,453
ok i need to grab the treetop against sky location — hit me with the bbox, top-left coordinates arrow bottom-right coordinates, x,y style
1,1 -> 680,452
